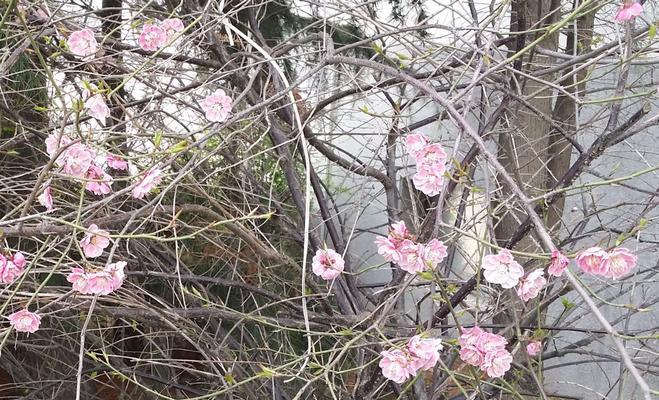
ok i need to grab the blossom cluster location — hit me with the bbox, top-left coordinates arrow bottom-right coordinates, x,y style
458,327 -> 512,378
404,133 -> 447,196
379,335 -> 443,383
576,247 -> 637,279
67,261 -> 126,296
311,248 -> 345,280
375,221 -> 447,274
42,133 -> 163,206
0,250 -> 26,284
138,18 -> 185,51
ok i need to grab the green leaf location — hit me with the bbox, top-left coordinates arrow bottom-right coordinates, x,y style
561,297 -> 575,310
258,366 -> 277,378
396,52 -> 409,60
225,374 -> 236,385
168,140 -> 188,153
154,131 -> 162,148
418,271 -> 434,281
649,24 -> 657,40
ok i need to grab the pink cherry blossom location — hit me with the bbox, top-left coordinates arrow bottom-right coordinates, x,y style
397,242 -> 428,274
458,326 -> 484,348
458,327 -> 487,366
615,2 -> 643,22
603,247 -> 637,279
398,239 -> 449,274
67,29 -> 98,57
161,18 -> 184,40
106,154 -> 128,170
375,221 -> 415,264
138,24 -> 167,51
548,249 -> 569,277
80,224 -> 110,258
407,335 -> 443,371
404,133 -> 429,159
412,163 -> 445,196
8,310 -> 41,333
38,186 -> 54,211
379,349 -> 414,384
415,143 -> 448,168
390,221 -> 411,238
45,133 -> 71,159
311,249 -> 344,280
85,94 -> 110,121
477,332 -> 508,354
481,348 -> 512,378
201,89 -> 233,122
61,144 -> 95,179
458,327 -> 509,372
0,252 -> 26,284
67,261 -> 126,296
459,345 -> 485,367
576,247 -> 608,275
132,167 -> 163,199
481,249 -> 524,289
527,340 -> 542,357
516,269 -> 546,302
85,165 -> 113,195
421,239 -> 448,269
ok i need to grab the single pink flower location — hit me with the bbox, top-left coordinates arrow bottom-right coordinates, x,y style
415,143 -> 448,168
161,18 -> 184,40
576,247 -> 608,275
412,163 -> 445,196
421,239 -> 448,269
0,252 -> 26,284
67,261 -> 125,296
476,332 -> 508,355
603,247 -> 637,279
80,224 -> 110,258
311,249 -> 344,280
85,165 -> 113,195
379,349 -> 414,384
8,310 -> 41,333
526,340 -> 542,357
390,221 -> 411,239
516,269 -> 546,302
11,252 -> 25,270
85,94 -> 110,121
404,133 -> 429,159
61,144 -> 95,179
481,348 -> 512,378
67,29 -> 98,57
105,261 -> 126,291
138,24 -> 167,51
458,326 -> 485,348
201,89 -> 233,122
45,133 -> 72,160
407,335 -> 443,372
459,345 -> 485,367
397,242 -> 428,274
132,167 -> 163,199
615,2 -> 643,22
375,221 -> 415,264
548,249 -> 569,277
37,186 -> 54,211
481,249 -> 524,289
106,154 -> 128,170
67,267 -> 86,287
